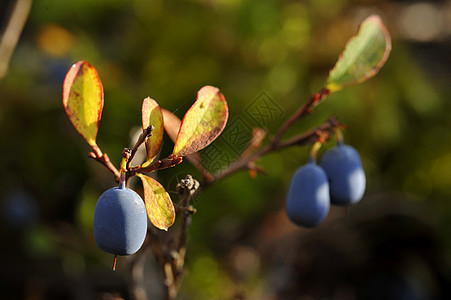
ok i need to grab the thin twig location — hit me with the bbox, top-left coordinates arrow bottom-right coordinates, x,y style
271,87 -> 331,146
128,125 -> 154,168
158,175 -> 199,300
204,116 -> 342,187
128,154 -> 183,176
175,176 -> 198,287
0,0 -> 33,80
88,144 -> 121,182
274,116 -> 340,150
176,175 -> 199,253
241,128 -> 267,158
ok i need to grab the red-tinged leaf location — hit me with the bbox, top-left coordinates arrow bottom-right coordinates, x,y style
173,86 -> 228,157
161,108 -> 182,144
137,174 -> 175,231
142,97 -> 164,163
162,108 -> 208,177
62,60 -> 104,146
325,15 -> 392,93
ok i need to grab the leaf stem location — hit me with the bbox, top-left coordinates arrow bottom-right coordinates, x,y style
335,126 -> 344,145
88,144 -> 121,182
309,141 -> 323,162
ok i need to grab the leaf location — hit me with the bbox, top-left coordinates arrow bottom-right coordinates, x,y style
142,97 -> 164,163
173,86 -> 228,157
62,60 -> 104,146
137,174 -> 175,231
162,108 -> 208,177
325,15 -> 391,93
161,108 -> 182,144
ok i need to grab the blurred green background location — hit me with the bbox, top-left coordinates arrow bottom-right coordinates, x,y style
0,0 -> 450,299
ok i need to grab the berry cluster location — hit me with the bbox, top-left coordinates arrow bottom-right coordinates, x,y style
286,140 -> 366,227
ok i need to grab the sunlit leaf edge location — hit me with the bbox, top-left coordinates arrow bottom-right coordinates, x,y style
62,60 -> 104,146
137,173 -> 175,231
173,86 -> 228,157
325,15 -> 392,93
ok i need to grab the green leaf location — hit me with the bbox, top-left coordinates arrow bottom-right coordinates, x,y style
137,174 -> 175,231
173,86 -> 228,157
142,97 -> 164,163
325,15 -> 391,93
62,61 -> 104,146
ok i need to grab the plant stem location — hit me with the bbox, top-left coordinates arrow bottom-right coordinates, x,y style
271,87 -> 330,146
128,154 -> 183,177
202,88 -> 334,186
309,141 -> 323,162
161,175 -> 199,300
88,144 -> 121,182
204,116 -> 341,187
0,0 -> 33,81
118,148 -> 132,188
335,126 -> 344,145
128,125 -> 154,168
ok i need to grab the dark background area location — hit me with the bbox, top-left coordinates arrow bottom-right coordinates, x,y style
0,0 -> 450,299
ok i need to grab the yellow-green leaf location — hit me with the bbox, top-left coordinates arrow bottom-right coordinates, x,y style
162,108 -> 207,176
142,97 -> 164,163
173,86 -> 228,157
325,15 -> 391,93
137,174 -> 175,231
62,60 -> 104,146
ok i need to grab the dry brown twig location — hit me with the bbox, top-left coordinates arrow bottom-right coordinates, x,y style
0,0 -> 33,80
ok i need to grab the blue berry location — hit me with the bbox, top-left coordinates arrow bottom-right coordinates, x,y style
286,161 -> 330,227
320,143 -> 366,205
93,186 -> 147,255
